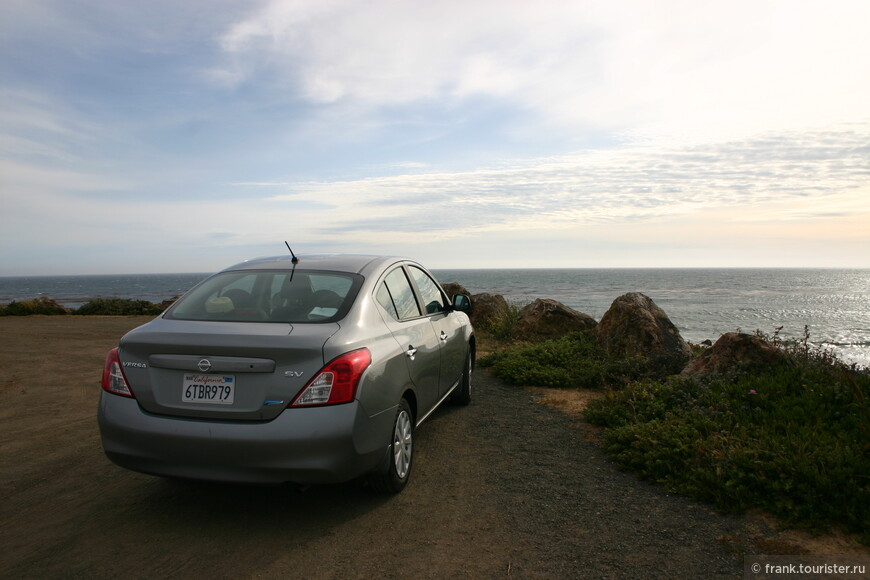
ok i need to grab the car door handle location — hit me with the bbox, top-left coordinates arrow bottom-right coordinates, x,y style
439,331 -> 448,342
406,346 -> 417,360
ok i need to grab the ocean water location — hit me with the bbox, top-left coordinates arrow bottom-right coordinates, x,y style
0,273 -> 210,310
1,268 -> 868,367
436,268 -> 870,368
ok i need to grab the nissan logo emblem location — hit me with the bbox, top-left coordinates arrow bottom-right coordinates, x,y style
197,358 -> 212,372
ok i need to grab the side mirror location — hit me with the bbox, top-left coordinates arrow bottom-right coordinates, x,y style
452,294 -> 473,314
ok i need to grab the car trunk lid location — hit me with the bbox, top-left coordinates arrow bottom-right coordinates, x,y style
117,317 -> 338,421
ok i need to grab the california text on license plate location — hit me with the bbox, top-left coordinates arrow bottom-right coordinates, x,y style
182,374 -> 235,404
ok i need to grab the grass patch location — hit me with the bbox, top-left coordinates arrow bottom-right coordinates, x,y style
479,331 -> 651,389
478,299 -> 523,342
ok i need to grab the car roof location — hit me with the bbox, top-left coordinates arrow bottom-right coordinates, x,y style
222,254 -> 408,275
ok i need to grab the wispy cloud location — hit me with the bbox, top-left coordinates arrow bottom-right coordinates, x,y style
12,123 -> 863,269
230,182 -> 296,187
0,89 -> 106,163
260,124 -> 870,242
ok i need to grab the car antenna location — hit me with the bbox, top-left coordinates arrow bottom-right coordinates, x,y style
284,241 -> 299,281
284,241 -> 299,264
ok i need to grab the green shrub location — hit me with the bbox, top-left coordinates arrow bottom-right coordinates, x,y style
0,297 -> 69,316
75,298 -> 163,316
480,331 -> 650,389
480,300 -> 523,342
584,355 -> 870,538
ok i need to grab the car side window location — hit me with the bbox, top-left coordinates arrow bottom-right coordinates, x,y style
408,266 -> 446,314
380,268 -> 422,320
376,283 -> 399,319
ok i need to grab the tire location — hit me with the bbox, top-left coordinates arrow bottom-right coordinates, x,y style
367,399 -> 414,494
450,350 -> 473,406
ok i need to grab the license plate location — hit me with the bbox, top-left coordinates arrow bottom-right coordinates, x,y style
182,374 -> 235,405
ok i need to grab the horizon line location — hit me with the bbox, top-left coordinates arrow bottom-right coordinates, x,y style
2,265 -> 870,278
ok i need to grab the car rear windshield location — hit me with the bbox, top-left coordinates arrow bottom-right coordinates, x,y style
165,270 -> 363,323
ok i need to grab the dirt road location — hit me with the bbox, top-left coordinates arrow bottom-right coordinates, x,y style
0,316 -> 857,579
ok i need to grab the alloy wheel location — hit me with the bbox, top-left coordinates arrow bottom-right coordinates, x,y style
393,409 -> 413,479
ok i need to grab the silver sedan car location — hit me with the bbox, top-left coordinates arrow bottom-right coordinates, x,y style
98,254 -> 474,493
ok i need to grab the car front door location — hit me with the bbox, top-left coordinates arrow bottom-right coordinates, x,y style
407,265 -> 466,399
375,267 -> 442,416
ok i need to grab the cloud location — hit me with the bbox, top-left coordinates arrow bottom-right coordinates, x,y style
251,124 -> 870,245
2,1 -> 869,273
212,0 -> 870,141
3,124 -> 867,273
0,89 -> 106,163
230,181 -> 296,187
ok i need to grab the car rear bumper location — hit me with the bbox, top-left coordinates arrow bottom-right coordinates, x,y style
97,392 -> 393,485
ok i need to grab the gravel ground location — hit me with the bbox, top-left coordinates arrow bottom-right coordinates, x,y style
468,370 -> 751,578
2,316 -> 862,579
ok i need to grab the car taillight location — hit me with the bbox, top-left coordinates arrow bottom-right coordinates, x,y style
101,348 -> 135,398
291,348 -> 371,407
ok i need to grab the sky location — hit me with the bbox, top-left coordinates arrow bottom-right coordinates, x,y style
1,0 -> 869,275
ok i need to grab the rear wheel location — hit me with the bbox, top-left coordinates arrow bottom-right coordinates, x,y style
450,350 -> 473,406
368,399 -> 414,493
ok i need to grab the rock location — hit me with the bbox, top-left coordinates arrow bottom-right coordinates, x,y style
596,292 -> 691,375
682,332 -> 786,378
514,298 -> 597,339
469,292 -> 509,328
157,296 -> 179,311
441,282 -> 470,299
